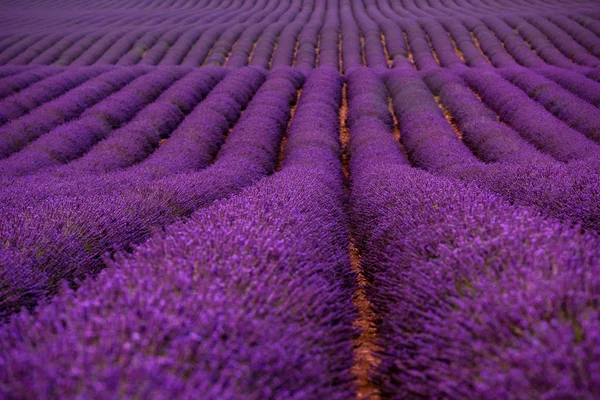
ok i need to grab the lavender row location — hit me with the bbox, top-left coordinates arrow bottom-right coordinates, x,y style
28,32 -> 87,66
524,15 -> 600,68
178,0 -> 278,68
385,69 -> 479,171
1,15 -> 596,70
1,169 -> 356,398
0,34 -> 47,65
0,66 -> 109,125
463,69 -> 600,162
292,0 -> 325,73
346,69 -> 600,398
354,165 -> 600,399
131,66 -> 265,178
201,0 -> 288,67
2,0 -> 595,23
0,67 -> 302,319
423,69 -> 555,164
227,0 -> 303,68
51,66 -> 232,177
41,1 -> 261,67
502,16 -> 575,68
0,66 -> 257,205
0,66 -> 61,99
0,68 -> 185,177
4,3 -> 596,71
440,19 -> 491,68
317,0 -> 341,70
0,69 -> 356,395
379,69 -> 600,235
500,68 -> 600,142
382,69 -> 600,232
49,66 -> 257,178
548,15 -> 600,58
480,17 -> 546,68
350,0 -> 389,70
363,0 -> 412,69
266,0 -> 315,70
0,67 -> 252,206
7,32 -> 70,66
420,19 -> 466,69
0,65 -> 39,79
537,67 -> 600,106
0,66 -> 146,160
462,18 -> 519,68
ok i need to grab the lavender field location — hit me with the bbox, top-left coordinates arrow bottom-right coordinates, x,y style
0,0 -> 599,398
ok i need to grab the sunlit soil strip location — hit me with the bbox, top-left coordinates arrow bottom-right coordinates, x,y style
247,39 -> 258,65
268,35 -> 279,70
208,101 -> 249,165
385,92 -> 410,162
446,30 -> 466,64
469,30 -> 492,65
381,33 -> 392,68
201,39 -> 216,67
425,33 -> 441,66
222,43 -> 233,66
275,88 -> 301,172
387,95 -> 403,144
340,83 -> 350,178
467,82 -> 509,126
434,94 -> 463,139
292,36 -> 300,67
338,28 -> 343,72
513,26 -> 537,55
314,32 -> 321,67
486,25 -> 519,64
340,83 -> 382,400
403,31 -> 416,69
349,240 -> 381,400
360,33 -> 367,67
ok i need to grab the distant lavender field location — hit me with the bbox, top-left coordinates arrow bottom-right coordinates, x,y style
0,0 -> 599,398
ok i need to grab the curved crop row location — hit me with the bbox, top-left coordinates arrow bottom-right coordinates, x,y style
463,69 -> 600,162
0,67 -> 356,396
347,69 -> 600,399
0,68 -> 185,177
424,69 -> 555,164
385,68 -> 479,171
501,68 -> 600,142
2,2 -> 596,70
0,66 -> 62,99
0,66 -> 146,160
0,67 -> 302,319
0,66 -> 109,125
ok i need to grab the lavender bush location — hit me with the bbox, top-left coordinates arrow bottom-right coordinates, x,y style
0,0 -> 599,398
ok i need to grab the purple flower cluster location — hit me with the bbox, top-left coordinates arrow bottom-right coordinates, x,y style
1,0 -> 597,71
0,67 -> 302,319
501,68 -> 600,142
0,67 -> 145,160
347,68 -> 600,399
1,0 -> 600,398
0,66 -> 108,125
463,69 -> 600,162
0,67 -> 357,399
0,66 -> 62,99
538,67 -> 600,106
385,68 -> 479,171
0,68 -> 185,177
424,69 -> 557,165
